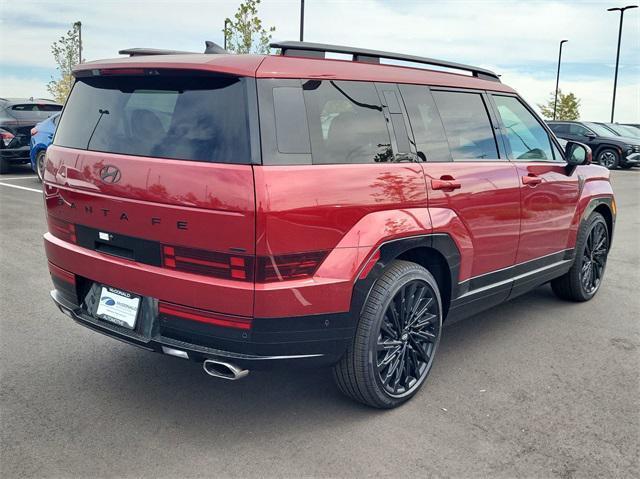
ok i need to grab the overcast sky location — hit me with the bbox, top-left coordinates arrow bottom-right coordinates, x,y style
1,0 -> 638,122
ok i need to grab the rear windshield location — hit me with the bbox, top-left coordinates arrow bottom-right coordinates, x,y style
55,74 -> 251,164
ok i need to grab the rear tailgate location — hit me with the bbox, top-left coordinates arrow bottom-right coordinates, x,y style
44,70 -> 258,317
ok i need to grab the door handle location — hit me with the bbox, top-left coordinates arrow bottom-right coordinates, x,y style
431,176 -> 461,191
522,174 -> 542,186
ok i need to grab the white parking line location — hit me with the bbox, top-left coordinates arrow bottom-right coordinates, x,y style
0,176 -> 37,180
0,182 -> 42,193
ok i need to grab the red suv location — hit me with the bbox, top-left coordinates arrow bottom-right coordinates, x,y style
44,41 -> 615,408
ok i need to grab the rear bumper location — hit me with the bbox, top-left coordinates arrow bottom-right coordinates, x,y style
0,146 -> 30,161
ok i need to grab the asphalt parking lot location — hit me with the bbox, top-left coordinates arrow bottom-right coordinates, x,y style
1,165 -> 638,478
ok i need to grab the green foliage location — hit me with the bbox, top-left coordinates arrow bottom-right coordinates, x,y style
47,22 -> 82,104
538,89 -> 581,121
223,0 -> 275,54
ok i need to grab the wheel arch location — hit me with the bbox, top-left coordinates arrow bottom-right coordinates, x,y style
351,234 -> 460,321
593,143 -> 623,159
582,197 -> 616,245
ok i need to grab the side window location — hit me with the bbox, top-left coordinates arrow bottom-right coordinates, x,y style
272,87 -> 310,154
399,84 -> 451,162
569,124 -> 589,136
302,80 -> 392,164
493,95 -> 554,161
549,123 -> 568,134
431,91 -> 499,160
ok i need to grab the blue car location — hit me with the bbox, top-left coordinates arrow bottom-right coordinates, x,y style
30,112 -> 60,181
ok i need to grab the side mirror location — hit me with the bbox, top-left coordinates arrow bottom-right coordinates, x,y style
584,131 -> 596,139
565,141 -> 592,167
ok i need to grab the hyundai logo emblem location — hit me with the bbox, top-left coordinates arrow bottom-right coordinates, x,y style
99,165 -> 121,184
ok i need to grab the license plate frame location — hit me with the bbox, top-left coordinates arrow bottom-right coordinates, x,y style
95,286 -> 141,330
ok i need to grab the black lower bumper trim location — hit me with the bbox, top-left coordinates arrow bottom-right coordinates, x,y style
50,289 -> 350,369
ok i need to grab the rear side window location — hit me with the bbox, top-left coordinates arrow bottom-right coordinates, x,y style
302,80 -> 392,164
493,95 -> 553,161
431,91 -> 499,160
399,85 -> 451,162
55,74 -> 251,164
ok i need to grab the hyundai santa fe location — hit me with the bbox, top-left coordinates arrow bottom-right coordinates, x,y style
43,41 -> 615,408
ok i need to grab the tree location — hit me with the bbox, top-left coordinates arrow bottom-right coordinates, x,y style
47,22 -> 82,103
538,90 -> 581,121
223,0 -> 275,54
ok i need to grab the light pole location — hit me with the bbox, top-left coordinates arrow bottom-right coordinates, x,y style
74,21 -> 82,63
223,19 -> 230,50
607,5 -> 638,122
553,39 -> 568,120
300,0 -> 305,41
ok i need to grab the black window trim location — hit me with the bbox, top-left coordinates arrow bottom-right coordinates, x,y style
428,86 -> 506,162
488,92 -> 567,164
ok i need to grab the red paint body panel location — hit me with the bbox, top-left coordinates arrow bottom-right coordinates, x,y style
423,162 -> 521,280
513,162 -> 580,263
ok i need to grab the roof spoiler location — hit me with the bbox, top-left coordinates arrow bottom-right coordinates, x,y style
119,41 -> 228,57
270,41 -> 501,82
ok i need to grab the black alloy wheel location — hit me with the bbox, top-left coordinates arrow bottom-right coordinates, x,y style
552,212 -> 610,302
376,279 -> 440,397
333,260 -> 443,408
580,220 -> 608,295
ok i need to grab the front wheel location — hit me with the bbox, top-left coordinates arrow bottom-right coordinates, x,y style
333,260 -> 443,408
551,212 -> 609,302
597,149 -> 619,170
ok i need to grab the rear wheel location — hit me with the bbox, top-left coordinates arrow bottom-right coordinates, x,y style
597,149 -> 619,169
333,260 -> 442,408
551,212 -> 609,302
36,150 -> 46,182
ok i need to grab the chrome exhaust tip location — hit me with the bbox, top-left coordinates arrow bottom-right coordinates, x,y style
203,359 -> 249,381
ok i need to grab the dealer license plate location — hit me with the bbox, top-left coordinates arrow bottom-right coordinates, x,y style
95,286 -> 140,330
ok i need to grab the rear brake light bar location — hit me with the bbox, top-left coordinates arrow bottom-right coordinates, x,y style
159,302 -> 252,330
161,244 -> 327,282
48,217 -> 77,244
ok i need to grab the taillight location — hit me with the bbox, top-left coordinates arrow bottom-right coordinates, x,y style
48,217 -> 77,244
162,245 -> 253,281
0,129 -> 14,147
256,251 -> 327,282
30,127 -> 38,136
159,301 -> 252,330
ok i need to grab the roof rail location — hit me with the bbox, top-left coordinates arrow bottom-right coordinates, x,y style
118,48 -> 196,57
270,41 -> 501,82
119,41 -> 228,57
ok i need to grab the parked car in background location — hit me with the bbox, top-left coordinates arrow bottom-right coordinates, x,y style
623,123 -> 640,130
547,120 -> 640,169
44,41 -> 615,408
596,122 -> 640,140
0,98 -> 63,174
30,112 -> 60,181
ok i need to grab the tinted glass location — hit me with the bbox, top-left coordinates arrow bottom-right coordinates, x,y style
568,124 -> 589,136
302,80 -> 392,164
399,84 -> 451,162
584,122 -> 617,137
548,123 -> 569,134
272,87 -> 311,154
431,91 -> 498,160
55,75 -> 251,164
493,96 -> 553,161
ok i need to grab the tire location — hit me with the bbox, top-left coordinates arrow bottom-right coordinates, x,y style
551,212 -> 609,302
35,150 -> 46,182
333,260 -> 443,408
0,157 -> 9,174
596,148 -> 619,170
